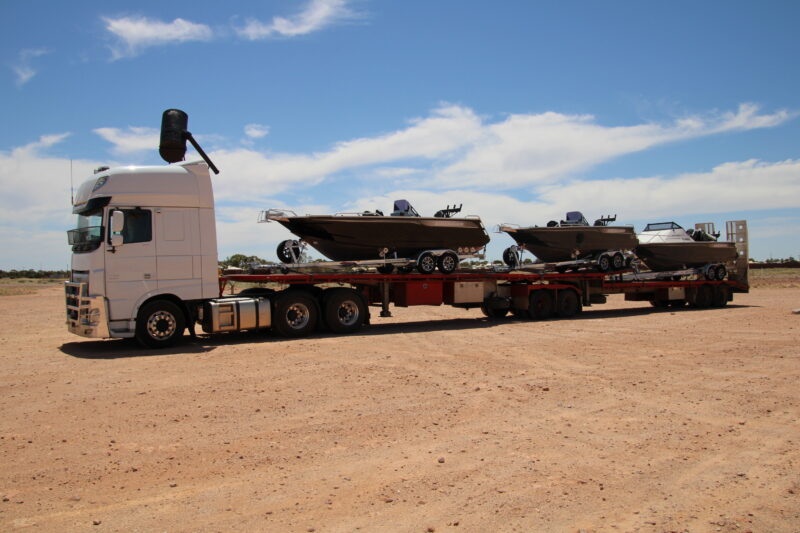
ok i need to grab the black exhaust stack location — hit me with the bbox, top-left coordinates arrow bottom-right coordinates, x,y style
159,109 -> 219,175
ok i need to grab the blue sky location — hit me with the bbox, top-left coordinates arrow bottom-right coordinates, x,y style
2,0 -> 799,269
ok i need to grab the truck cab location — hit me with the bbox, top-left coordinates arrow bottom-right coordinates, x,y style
65,161 -> 219,341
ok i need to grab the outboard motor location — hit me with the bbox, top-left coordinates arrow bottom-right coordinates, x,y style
158,109 -> 219,174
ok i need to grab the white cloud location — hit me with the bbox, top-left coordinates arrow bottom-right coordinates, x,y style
210,105 -> 483,201
244,124 -> 270,139
12,48 -> 48,86
236,0 -> 357,40
103,16 -> 213,59
0,135 -> 107,269
202,103 -> 792,203
93,127 -> 159,155
431,104 -> 794,189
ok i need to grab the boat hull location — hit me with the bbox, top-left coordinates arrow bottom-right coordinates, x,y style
278,216 -> 489,261
635,242 -> 738,271
504,226 -> 637,262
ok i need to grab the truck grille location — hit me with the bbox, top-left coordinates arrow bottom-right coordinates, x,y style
65,282 -> 87,322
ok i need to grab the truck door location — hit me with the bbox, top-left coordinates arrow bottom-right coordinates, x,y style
105,208 -> 157,321
155,208 -> 203,299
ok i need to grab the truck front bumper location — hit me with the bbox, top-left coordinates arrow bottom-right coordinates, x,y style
65,282 -> 110,339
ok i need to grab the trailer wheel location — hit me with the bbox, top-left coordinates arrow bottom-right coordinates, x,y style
715,264 -> 727,281
611,252 -> 625,270
273,291 -> 318,337
416,252 -> 437,274
135,299 -> 185,348
437,251 -> 459,274
481,304 -> 508,319
704,265 -> 717,281
712,285 -> 729,307
277,239 -> 302,264
691,284 -> 713,308
555,289 -> 581,318
596,254 -> 611,273
323,289 -> 366,333
528,290 -> 554,320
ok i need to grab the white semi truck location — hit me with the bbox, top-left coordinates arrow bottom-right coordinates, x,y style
65,110 -> 749,349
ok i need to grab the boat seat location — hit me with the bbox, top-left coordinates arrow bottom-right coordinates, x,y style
390,199 -> 421,217
560,211 -> 589,226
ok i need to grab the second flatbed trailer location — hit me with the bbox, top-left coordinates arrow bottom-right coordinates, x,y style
211,268 -> 749,339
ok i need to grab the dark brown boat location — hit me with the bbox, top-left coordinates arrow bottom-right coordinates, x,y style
263,200 -> 489,263
500,212 -> 637,263
635,222 -> 738,271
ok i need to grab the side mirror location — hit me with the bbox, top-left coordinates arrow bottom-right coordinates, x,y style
110,210 -> 124,247
111,210 -> 125,233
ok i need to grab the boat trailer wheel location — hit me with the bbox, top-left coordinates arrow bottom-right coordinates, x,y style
417,252 -> 437,274
276,239 -> 303,264
596,254 -> 611,273
437,251 -> 459,274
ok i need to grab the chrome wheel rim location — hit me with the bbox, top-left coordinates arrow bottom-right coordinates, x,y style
285,303 -> 310,330
337,300 -> 359,326
146,311 -> 177,339
441,254 -> 456,272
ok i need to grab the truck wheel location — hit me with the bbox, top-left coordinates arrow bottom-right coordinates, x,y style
712,285 -> 729,307
416,252 -> 437,274
528,290 -> 554,320
323,289 -> 366,334
715,264 -> 727,281
612,252 -> 625,270
555,289 -> 581,318
691,284 -> 713,308
437,251 -> 459,274
480,303 -> 508,319
273,291 -> 318,337
704,265 -> 717,280
135,299 -> 185,348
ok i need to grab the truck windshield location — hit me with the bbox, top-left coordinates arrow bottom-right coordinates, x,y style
67,208 -> 104,253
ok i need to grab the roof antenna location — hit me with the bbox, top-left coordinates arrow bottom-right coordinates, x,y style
159,109 -> 220,175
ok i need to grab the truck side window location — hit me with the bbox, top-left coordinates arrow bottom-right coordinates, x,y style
111,209 -> 152,244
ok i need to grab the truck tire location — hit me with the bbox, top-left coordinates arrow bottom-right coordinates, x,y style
135,299 -> 185,348
528,290 -> 554,320
712,285 -> 729,307
691,284 -> 713,308
273,291 -> 318,337
555,289 -> 581,318
323,289 -> 366,334
480,303 -> 508,319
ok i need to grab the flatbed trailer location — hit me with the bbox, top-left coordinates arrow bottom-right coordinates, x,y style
214,266 -> 749,338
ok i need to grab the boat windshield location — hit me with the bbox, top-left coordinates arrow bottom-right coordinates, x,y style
643,222 -> 683,232
67,207 -> 104,253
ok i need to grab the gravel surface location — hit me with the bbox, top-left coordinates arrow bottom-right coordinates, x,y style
1,284 -> 798,532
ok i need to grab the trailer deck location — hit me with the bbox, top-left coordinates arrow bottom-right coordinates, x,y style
217,266 -> 748,337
